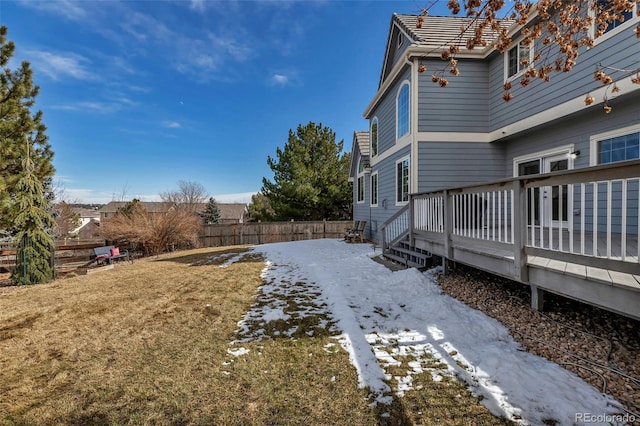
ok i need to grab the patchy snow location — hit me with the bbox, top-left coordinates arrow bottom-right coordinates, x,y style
227,239 -> 622,425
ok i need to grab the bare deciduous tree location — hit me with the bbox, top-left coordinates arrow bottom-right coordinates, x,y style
100,201 -> 200,256
160,180 -> 208,213
53,201 -> 81,238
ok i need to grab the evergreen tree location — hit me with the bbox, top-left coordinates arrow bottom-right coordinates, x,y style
262,122 -> 352,221
11,155 -> 55,285
0,26 -> 55,231
201,197 -> 221,224
247,192 -> 274,222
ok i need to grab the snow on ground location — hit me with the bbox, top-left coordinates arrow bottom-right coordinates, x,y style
227,239 -> 623,425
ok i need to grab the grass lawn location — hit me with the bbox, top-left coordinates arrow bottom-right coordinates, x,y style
0,246 -> 510,425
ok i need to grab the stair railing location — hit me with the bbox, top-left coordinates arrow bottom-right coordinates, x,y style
380,204 -> 410,253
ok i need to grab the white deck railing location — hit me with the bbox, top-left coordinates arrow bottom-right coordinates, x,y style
410,159 -> 640,277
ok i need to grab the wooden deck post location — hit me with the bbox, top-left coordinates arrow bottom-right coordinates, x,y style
409,195 -> 415,247
443,190 -> 454,275
530,285 -> 545,311
512,179 -> 529,283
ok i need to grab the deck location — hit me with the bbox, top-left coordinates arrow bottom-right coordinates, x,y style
381,160 -> 640,320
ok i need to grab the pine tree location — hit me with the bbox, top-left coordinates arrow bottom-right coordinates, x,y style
0,26 -> 55,231
262,122 -> 352,221
201,197 -> 221,224
11,154 -> 55,285
247,192 -> 274,222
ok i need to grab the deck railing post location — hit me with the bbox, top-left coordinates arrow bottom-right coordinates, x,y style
512,178 -> 529,284
381,224 -> 387,253
443,190 -> 453,274
409,195 -> 415,246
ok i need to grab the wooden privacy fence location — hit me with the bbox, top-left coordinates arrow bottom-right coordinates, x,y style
200,220 -> 353,247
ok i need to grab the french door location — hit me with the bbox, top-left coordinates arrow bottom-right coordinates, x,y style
517,152 -> 570,229
543,154 -> 569,229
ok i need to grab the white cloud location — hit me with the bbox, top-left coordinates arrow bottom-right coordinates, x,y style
270,73 -> 289,86
190,0 -> 206,13
211,192 -> 257,204
61,188 -> 114,204
27,51 -> 94,81
51,101 -> 122,114
161,121 -> 182,129
20,0 -> 88,21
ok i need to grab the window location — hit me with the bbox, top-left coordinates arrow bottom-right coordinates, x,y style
370,172 -> 378,207
397,33 -> 403,48
597,0 -> 635,35
371,118 -> 378,157
506,40 -> 532,79
598,132 -> 640,164
397,82 -> 410,139
396,157 -> 410,204
357,159 -> 365,203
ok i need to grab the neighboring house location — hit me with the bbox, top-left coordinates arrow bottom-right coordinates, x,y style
350,10 -> 640,320
71,207 -> 101,234
352,12 -> 639,243
71,207 -> 101,238
194,202 -> 249,224
98,201 -> 173,221
217,203 -> 249,224
99,201 -> 249,224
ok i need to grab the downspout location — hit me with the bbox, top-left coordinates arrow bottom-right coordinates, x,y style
409,53 -> 419,246
409,54 -> 419,195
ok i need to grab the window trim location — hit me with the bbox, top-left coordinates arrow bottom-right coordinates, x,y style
370,117 -> 379,157
589,124 -> 640,166
370,171 -> 378,207
395,155 -> 410,206
357,158 -> 366,204
396,81 -> 410,141
504,38 -> 534,82
590,1 -> 638,45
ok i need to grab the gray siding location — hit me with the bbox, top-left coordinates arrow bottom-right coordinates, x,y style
370,67 -> 412,155
418,142 -> 505,192
355,147 -> 412,243
418,58 -> 490,133
489,25 -> 640,131
498,94 -> 640,173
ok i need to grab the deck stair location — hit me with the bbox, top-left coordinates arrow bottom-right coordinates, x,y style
384,237 -> 432,269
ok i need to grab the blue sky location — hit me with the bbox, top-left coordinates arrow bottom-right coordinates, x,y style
2,0 -> 446,204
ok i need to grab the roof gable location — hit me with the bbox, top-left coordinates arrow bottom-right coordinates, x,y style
378,14 -> 513,88
348,131 -> 370,180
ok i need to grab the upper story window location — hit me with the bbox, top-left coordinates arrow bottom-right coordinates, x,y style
371,118 -> 378,157
597,0 -> 635,34
396,156 -> 410,204
592,0 -> 638,40
506,40 -> 532,79
397,33 -> 403,48
598,131 -> 639,164
396,82 -> 410,139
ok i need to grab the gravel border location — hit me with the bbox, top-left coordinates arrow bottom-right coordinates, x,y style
435,263 -> 640,420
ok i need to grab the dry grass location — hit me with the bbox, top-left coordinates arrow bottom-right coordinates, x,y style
0,246 -> 510,425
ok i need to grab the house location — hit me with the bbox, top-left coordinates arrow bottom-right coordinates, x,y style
71,207 -> 101,238
195,202 -> 249,224
98,201 -> 173,221
217,203 -> 249,224
350,9 -> 640,319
